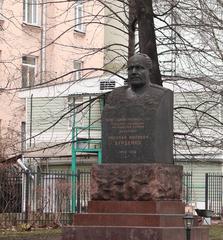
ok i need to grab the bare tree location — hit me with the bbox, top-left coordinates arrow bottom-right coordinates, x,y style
0,0 -> 222,165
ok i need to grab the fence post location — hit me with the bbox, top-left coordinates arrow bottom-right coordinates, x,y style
76,170 -> 81,213
186,173 -> 189,203
190,172 -> 192,203
205,173 -> 208,210
25,170 -> 30,223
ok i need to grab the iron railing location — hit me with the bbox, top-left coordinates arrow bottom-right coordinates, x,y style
182,172 -> 193,204
0,168 -> 196,226
0,168 -> 22,214
2,170 -> 223,222
205,173 -> 223,217
0,169 -> 90,227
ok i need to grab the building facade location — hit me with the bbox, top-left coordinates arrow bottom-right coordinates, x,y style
0,0 -> 223,206
0,0 -> 109,160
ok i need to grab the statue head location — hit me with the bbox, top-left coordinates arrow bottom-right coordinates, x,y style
127,53 -> 152,89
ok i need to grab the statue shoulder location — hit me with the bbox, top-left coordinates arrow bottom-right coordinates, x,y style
111,86 -> 127,93
150,83 -> 173,95
106,86 -> 127,104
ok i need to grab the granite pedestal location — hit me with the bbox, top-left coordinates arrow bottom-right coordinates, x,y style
62,164 -> 209,240
91,164 -> 182,201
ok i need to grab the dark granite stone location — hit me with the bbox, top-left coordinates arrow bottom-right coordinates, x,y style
102,54 -> 173,164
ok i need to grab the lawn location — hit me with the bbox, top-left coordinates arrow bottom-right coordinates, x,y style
0,228 -> 62,240
209,224 -> 223,240
0,224 -> 222,239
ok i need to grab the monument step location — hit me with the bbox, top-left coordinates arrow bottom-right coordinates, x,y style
73,213 -> 199,227
63,226 -> 209,240
88,200 -> 185,214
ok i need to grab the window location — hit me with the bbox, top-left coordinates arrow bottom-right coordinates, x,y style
74,0 -> 84,32
73,60 -> 83,81
23,0 -> 38,25
68,96 -> 83,128
22,56 -> 36,88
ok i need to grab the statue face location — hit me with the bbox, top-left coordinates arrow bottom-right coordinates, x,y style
127,55 -> 150,88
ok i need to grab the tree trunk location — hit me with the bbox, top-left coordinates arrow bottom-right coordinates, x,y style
133,0 -> 162,86
128,0 -> 137,59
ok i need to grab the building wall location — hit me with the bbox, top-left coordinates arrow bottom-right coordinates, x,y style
44,1 -> 105,83
103,0 -> 128,72
1,0 -> 222,164
0,0 -> 105,158
26,95 -> 102,147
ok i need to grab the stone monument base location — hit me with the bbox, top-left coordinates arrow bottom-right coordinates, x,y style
63,201 -> 209,240
62,164 -> 209,240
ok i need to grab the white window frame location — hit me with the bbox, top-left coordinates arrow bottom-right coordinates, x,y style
0,0 -> 3,19
68,96 -> 83,129
74,0 -> 85,32
22,56 -> 36,88
23,0 -> 38,25
73,60 -> 83,81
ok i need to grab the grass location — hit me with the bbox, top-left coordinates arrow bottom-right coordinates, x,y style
0,228 -> 62,239
0,224 -> 222,239
210,224 -> 223,240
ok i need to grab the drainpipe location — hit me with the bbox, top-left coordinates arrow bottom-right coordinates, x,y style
29,94 -> 33,147
40,0 -> 46,83
71,106 -> 76,212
